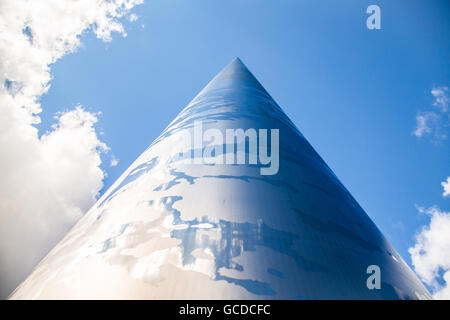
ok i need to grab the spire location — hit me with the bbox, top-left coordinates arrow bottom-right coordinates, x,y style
217,56 -> 251,75
218,56 -> 253,79
9,59 -> 432,300
189,57 -> 270,106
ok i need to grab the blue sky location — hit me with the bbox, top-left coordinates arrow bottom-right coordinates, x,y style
37,0 -> 449,281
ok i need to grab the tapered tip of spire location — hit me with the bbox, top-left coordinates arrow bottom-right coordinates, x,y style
195,57 -> 265,94
224,56 -> 247,72
231,56 -> 244,65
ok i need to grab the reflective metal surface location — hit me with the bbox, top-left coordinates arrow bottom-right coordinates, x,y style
10,58 -> 431,299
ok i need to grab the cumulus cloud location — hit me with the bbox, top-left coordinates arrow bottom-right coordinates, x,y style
0,0 -> 142,299
411,87 -> 450,299
413,86 -> 450,141
409,206 -> 450,299
442,177 -> 450,198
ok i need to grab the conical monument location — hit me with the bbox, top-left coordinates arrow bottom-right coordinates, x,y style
10,58 -> 431,299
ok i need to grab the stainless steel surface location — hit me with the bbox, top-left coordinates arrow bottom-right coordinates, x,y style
10,58 -> 432,299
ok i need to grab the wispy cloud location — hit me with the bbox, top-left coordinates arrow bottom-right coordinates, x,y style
432,87 -> 449,113
0,0 -> 142,298
413,112 -> 443,139
128,13 -> 139,22
413,86 -> 449,142
409,206 -> 450,299
442,177 -> 450,198
411,87 -> 450,299
110,155 -> 120,167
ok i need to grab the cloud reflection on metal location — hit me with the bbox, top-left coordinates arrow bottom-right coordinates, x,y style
10,58 -> 431,299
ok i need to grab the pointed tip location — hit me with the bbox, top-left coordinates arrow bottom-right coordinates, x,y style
222,56 -> 249,74
230,56 -> 244,66
190,56 -> 269,104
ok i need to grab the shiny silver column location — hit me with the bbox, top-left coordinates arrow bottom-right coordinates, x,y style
10,58 -> 431,299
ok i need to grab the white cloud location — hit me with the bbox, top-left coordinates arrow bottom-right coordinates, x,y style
413,86 -> 449,141
110,155 -> 120,167
409,206 -> 450,299
413,112 -> 441,138
0,0 -> 142,298
442,177 -> 450,198
129,13 -> 139,22
432,87 -> 449,112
